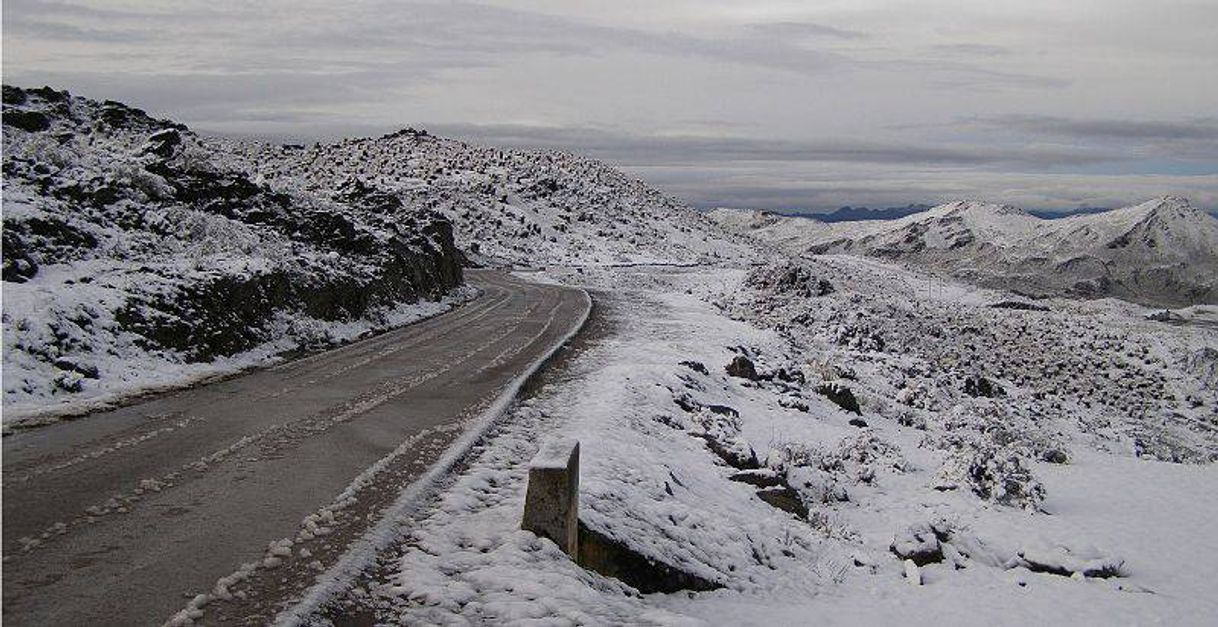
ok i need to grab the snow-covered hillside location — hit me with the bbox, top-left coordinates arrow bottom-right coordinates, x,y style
2,86 -> 754,424
710,197 -> 1218,307
1,86 -> 467,424
217,131 -> 755,267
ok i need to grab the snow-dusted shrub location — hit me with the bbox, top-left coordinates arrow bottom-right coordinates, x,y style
1015,540 -> 1124,578
815,382 -> 861,414
890,522 -> 947,565
936,444 -> 1045,510
745,263 -> 833,298
787,465 -> 849,505
826,309 -> 886,352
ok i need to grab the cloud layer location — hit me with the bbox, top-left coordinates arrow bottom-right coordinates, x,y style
4,0 -> 1216,211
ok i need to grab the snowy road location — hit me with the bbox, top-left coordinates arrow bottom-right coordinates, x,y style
1,269 -> 590,626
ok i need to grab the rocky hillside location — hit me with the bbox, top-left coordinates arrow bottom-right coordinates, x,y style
2,86 -> 754,421
710,197 -> 1218,307
2,86 -> 466,420
215,131 -> 755,267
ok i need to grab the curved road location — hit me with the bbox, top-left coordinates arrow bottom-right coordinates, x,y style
2,269 -> 590,626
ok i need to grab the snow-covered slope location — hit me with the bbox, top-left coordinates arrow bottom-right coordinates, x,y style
2,86 -> 754,423
218,132 -> 755,267
711,198 -> 1218,306
1,86 -> 467,422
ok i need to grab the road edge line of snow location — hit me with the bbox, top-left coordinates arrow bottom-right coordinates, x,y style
270,285 -> 593,627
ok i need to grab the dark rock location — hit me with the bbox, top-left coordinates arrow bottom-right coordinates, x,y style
4,110 -> 51,132
577,521 -> 722,593
728,469 -> 785,488
963,375 -> 1004,398
1017,547 -> 1124,579
778,397 -> 808,412
29,86 -> 69,102
679,360 -> 708,375
1146,309 -> 1183,323
746,263 -> 833,298
142,128 -> 182,159
3,85 -> 28,105
725,355 -> 759,380
775,367 -> 805,385
706,404 -> 739,418
848,417 -> 868,428
672,393 -> 700,413
989,300 -> 1049,312
1040,449 -> 1070,464
756,486 -> 808,520
2,229 -> 39,282
816,382 -> 861,414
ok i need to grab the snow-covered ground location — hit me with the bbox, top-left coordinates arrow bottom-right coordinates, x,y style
306,262 -> 1218,625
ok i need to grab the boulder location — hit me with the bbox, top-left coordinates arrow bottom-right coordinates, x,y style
3,110 -> 50,132
141,128 -> 183,159
756,485 -> 808,519
890,523 -> 945,566
725,355 -> 759,380
963,375 -> 1004,398
816,382 -> 861,414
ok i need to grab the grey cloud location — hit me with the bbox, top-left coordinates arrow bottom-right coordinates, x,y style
3,18 -> 161,43
429,123 -> 1119,168
4,0 -> 1059,92
1,0 -> 159,20
633,165 -> 1218,212
745,21 -> 868,41
930,43 -> 1011,57
984,114 -> 1218,141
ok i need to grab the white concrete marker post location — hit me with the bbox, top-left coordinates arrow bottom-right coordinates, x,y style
522,439 -> 580,559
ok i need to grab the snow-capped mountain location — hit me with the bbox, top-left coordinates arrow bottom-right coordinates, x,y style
710,197 -> 1218,306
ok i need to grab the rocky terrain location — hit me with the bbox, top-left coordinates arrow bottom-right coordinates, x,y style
724,258 -> 1218,466
710,198 -> 1218,307
1,86 -> 753,423
216,130 -> 754,268
2,86 -> 468,421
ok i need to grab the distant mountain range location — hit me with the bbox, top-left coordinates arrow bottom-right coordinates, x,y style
791,204 -> 1218,222
710,197 -> 1218,307
788,205 -> 932,222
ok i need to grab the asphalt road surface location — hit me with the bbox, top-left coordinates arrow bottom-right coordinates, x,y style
2,269 -> 590,626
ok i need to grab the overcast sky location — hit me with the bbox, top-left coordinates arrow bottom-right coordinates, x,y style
5,0 -> 1218,211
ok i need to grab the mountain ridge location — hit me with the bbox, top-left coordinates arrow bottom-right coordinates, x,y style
710,196 -> 1218,306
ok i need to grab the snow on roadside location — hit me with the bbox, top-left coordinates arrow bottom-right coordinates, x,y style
318,265 -> 1218,626
315,267 -> 842,623
2,284 -> 477,429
